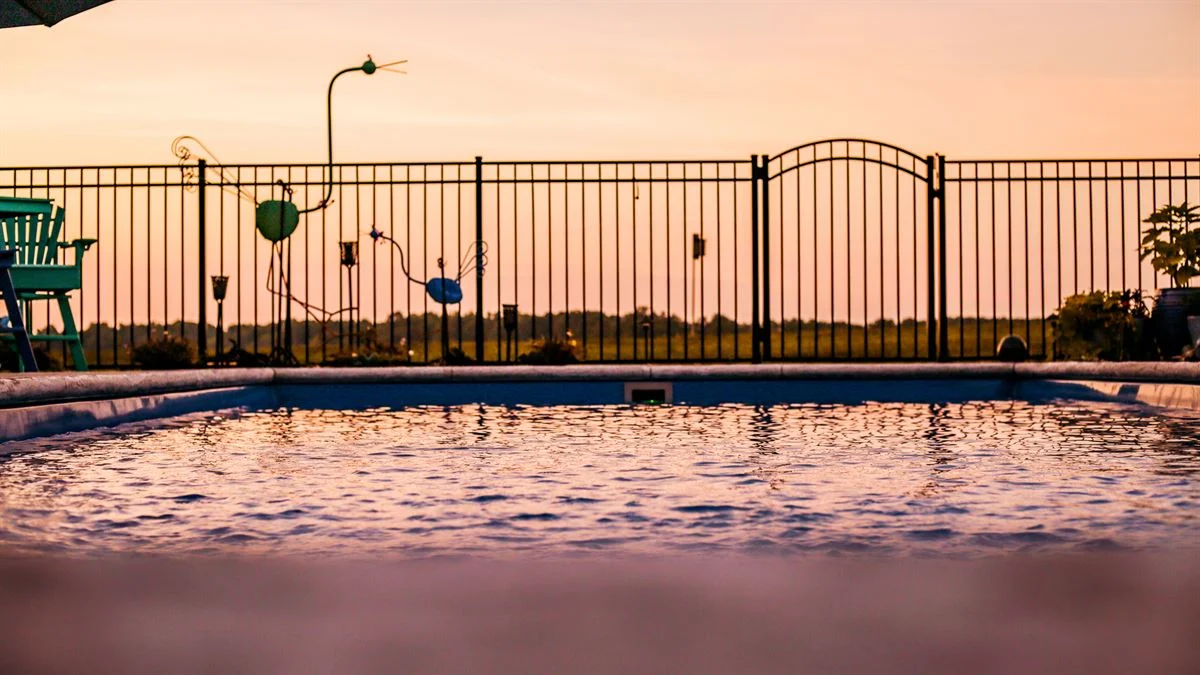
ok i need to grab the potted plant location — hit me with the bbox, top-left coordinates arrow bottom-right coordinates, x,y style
1187,291 -> 1200,353
1139,202 -> 1200,356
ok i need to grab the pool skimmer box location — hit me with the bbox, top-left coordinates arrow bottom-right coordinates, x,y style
624,382 -> 673,404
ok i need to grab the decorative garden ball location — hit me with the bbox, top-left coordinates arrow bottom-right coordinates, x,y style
996,334 -> 1029,362
255,200 -> 300,242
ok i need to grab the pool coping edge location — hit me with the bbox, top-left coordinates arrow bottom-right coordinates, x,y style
3,362 -> 1199,410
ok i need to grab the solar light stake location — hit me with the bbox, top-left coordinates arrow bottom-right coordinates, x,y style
339,241 -> 359,267
340,241 -> 358,350
502,304 -> 518,362
691,234 -> 706,334
642,319 -> 651,362
211,275 -> 229,365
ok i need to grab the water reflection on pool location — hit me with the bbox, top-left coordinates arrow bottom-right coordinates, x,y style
1,400 -> 1198,557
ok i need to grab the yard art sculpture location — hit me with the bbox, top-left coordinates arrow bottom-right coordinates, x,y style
368,224 -> 488,359
174,54 -> 489,364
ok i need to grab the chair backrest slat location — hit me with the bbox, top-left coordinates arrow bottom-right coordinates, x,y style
34,212 -> 50,264
40,208 -> 64,264
18,215 -> 31,264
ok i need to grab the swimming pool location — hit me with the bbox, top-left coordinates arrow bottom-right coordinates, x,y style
3,375 -> 1198,558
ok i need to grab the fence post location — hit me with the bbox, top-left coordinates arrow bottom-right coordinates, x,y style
937,155 -> 949,361
925,156 -> 937,361
197,159 -> 208,362
750,155 -> 761,363
475,156 -> 485,362
760,153 -> 771,360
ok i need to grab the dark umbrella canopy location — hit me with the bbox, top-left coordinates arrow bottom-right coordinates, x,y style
0,0 -> 114,28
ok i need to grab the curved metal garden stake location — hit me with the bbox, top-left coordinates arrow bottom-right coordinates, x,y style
255,56 -> 407,236
368,225 -> 488,363
303,55 -> 408,215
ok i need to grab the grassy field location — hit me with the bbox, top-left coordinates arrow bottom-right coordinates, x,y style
234,316 -> 1050,364
12,313 -> 1051,368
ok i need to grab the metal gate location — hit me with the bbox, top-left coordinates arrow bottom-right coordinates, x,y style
756,139 -> 940,361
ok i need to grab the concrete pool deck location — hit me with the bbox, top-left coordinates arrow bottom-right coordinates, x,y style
1,362 -> 1198,444
1,553 -> 1197,674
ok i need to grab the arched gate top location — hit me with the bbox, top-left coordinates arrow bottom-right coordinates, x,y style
768,138 -> 932,183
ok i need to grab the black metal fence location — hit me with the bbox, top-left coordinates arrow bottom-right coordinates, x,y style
2,139 -> 1196,367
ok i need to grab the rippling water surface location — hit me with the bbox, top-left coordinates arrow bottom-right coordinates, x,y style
2,400 -> 1199,557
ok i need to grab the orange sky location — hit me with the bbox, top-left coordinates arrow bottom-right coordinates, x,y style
1,0 -> 1197,166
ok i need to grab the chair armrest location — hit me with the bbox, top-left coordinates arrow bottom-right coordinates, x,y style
66,238 -> 98,265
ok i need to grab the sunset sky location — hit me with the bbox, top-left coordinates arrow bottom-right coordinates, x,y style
2,0 -> 1197,166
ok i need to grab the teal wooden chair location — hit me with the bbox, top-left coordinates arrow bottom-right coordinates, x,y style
0,196 -> 96,371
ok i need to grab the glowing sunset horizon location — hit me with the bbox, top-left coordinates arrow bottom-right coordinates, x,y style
1,0 -> 1196,167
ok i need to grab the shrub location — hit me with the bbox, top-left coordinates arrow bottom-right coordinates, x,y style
323,334 -> 414,367
1052,291 -> 1150,361
0,343 -> 63,372
219,341 -> 272,367
438,347 -> 475,366
131,334 -> 195,369
517,338 -> 580,365
324,351 -> 410,367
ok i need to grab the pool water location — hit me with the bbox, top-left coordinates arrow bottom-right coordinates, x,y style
2,400 -> 1199,557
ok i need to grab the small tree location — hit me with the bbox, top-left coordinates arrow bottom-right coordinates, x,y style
1140,202 -> 1200,288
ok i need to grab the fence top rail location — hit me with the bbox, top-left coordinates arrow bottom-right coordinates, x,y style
945,174 -> 1200,183
481,159 -> 755,166
2,154 -> 1195,176
3,159 -> 757,173
0,164 -> 184,172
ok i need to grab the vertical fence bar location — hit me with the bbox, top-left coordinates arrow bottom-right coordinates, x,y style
1039,162 -> 1047,358
750,155 -> 761,363
955,163 -> 963,359
861,145 -> 868,358
925,155 -> 936,360
698,164 -> 705,360
286,167 -> 295,359
598,165 -> 604,360
580,163 -> 587,359
475,156 -> 484,361
817,152 -> 823,358
716,163 -> 722,360
547,163 -> 554,343
197,159 -> 207,361
1023,161 -> 1031,348
761,153 -> 771,360
937,155 -> 949,361
614,164 -> 621,359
